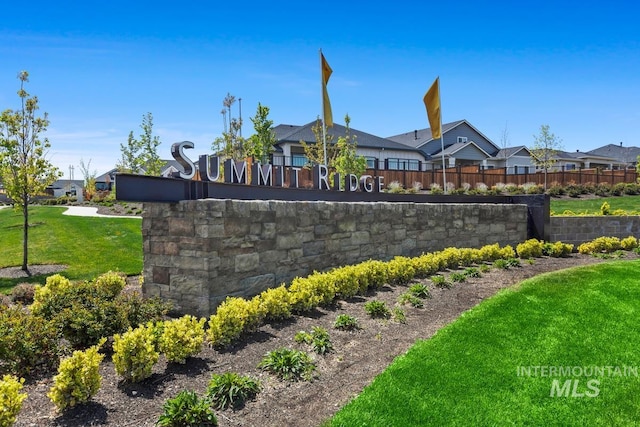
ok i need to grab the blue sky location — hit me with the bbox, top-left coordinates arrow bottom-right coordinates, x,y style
1,1 -> 639,178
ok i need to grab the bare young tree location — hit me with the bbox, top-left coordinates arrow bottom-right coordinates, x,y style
530,124 -> 563,190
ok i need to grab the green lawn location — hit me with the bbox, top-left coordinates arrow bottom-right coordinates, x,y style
0,206 -> 142,292
551,195 -> 640,215
329,260 -> 640,426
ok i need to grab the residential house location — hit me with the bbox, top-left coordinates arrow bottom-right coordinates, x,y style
47,179 -> 85,201
95,160 -> 183,191
388,119 -> 523,171
489,146 -> 536,173
272,121 -> 428,171
547,150 -> 620,171
586,143 -> 640,169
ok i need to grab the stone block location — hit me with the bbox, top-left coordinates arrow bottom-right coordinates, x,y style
235,253 -> 260,273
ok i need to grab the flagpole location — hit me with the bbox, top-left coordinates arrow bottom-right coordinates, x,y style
320,49 -> 327,166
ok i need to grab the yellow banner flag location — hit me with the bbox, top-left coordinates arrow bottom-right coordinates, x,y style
423,77 -> 441,139
321,52 -> 333,127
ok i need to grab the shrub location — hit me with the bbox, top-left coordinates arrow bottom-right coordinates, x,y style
601,201 -> 611,215
499,245 -> 516,259
156,390 -> 218,427
542,241 -> 574,257
0,306 -> 60,376
94,270 -> 127,298
258,348 -> 316,381
429,183 -> 444,194
206,372 -> 260,410
386,181 -> 405,194
288,273 -> 336,313
411,253 -> 440,278
358,260 -> 388,290
0,375 -> 27,427
117,293 -> 172,328
621,236 -> 639,250
594,183 -> 611,196
516,239 -> 544,259
55,298 -> 129,349
31,274 -> 73,317
47,339 -> 105,411
112,324 -> 159,382
256,285 -> 292,321
386,257 -> 416,285
578,236 -> 622,254
207,297 -> 263,347
334,314 -> 359,331
364,300 -> 391,319
9,283 -> 35,305
159,315 -> 206,364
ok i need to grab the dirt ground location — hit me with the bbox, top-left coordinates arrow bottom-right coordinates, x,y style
8,253 -> 629,427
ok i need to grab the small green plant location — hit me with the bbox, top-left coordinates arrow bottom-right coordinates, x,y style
47,339 -> 105,411
364,300 -> 391,319
258,348 -> 316,381
506,258 -> 522,268
206,372 -> 260,410
408,283 -> 431,299
156,390 -> 218,427
450,272 -> 467,283
0,374 -> 27,427
479,264 -> 491,273
463,267 -> 481,278
392,307 -> 407,324
295,327 -> 333,354
493,259 -> 509,269
398,292 -> 424,308
334,314 -> 359,331
430,274 -> 452,289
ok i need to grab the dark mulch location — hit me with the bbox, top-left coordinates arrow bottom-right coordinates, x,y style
9,253 -> 633,427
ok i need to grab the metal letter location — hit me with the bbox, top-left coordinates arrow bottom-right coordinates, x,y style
313,164 -> 330,190
170,141 -> 196,180
360,175 -> 374,192
251,163 -> 273,186
198,155 -> 220,182
224,159 -> 248,184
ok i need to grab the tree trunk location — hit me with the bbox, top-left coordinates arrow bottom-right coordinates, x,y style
21,195 -> 30,276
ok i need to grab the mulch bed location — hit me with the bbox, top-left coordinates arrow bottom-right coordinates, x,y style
8,253 -> 633,427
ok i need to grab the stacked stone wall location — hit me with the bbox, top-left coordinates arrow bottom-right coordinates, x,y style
549,216 -> 640,246
142,199 -> 528,316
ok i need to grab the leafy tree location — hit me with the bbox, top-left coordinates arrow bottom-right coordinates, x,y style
0,71 -> 61,275
530,124 -> 563,189
334,114 -> 367,182
636,155 -> 640,182
212,93 -> 246,159
118,112 -> 165,175
300,118 -> 337,168
246,102 -> 275,164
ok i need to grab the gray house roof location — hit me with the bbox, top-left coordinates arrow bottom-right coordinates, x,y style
386,120 -> 466,149
494,146 -> 531,159
586,144 -> 640,165
274,121 -> 420,154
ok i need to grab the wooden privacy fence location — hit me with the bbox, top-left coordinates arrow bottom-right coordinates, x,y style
296,166 -> 638,190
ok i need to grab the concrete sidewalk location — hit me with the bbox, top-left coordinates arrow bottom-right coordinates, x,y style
62,206 -> 141,218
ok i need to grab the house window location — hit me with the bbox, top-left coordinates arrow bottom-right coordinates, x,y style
365,157 -> 377,169
457,136 -> 468,143
291,155 -> 308,167
386,158 -> 420,171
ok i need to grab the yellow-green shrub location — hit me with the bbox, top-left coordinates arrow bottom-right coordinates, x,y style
357,260 -> 388,290
0,374 -> 27,427
288,274 -> 336,312
255,285 -> 292,321
47,339 -> 105,411
477,243 -> 502,262
578,236 -> 622,254
113,324 -> 159,382
436,248 -> 461,269
31,274 -> 72,315
207,297 -> 264,347
543,241 -> 574,257
457,248 -> 477,266
159,315 -> 206,364
499,245 -> 516,259
516,239 -> 544,259
621,236 -> 638,250
332,266 -> 361,298
386,256 -> 416,285
94,270 -> 126,298
410,253 -> 440,278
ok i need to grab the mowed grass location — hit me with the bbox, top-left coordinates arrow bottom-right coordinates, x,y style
551,194 -> 640,215
329,260 -> 640,426
0,206 -> 142,291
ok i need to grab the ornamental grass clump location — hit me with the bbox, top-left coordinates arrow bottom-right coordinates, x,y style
157,390 -> 218,427
258,348 -> 316,382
